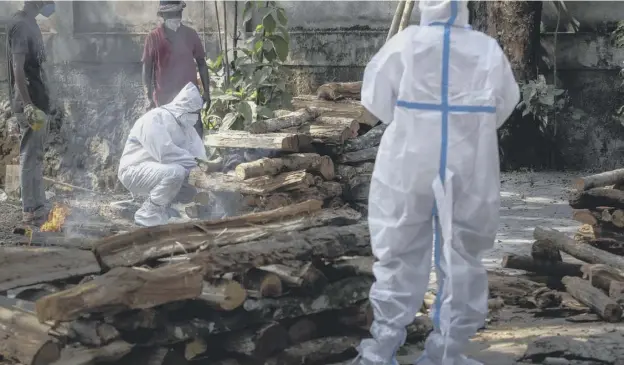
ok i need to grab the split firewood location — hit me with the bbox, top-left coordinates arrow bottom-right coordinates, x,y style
609,281 -> 624,303
569,188 -> 624,210
316,81 -> 362,101
121,347 -> 188,365
327,256 -> 374,278
528,287 -> 563,309
264,336 -> 359,365
190,223 -> 372,277
0,247 -> 101,292
534,226 -> 624,271
35,262 -> 204,322
199,279 -> 247,311
242,170 -> 316,195
105,309 -> 162,331
184,339 -> 207,360
337,300 -> 373,330
531,240 -> 562,262
487,272 -> 545,307
561,276 -> 622,322
50,341 -> 133,365
343,123 -> 386,153
573,169 -> 624,191
292,95 -> 378,126
248,108 -> 319,134
235,153 -> 335,180
573,208 -> 624,229
572,209 -> 600,226
336,162 -> 375,181
205,131 -> 312,152
284,122 -> 352,145
0,306 -> 62,365
222,322 -> 289,359
336,147 -> 378,164
242,269 -> 283,298
343,175 -> 371,202
94,200 -> 324,268
501,254 -> 582,278
68,319 -> 120,347
258,262 -> 327,294
287,317 -> 319,344
580,264 -> 624,293
316,116 -> 359,136
18,231 -> 96,250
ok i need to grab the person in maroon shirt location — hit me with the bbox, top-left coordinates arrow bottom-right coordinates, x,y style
142,1 -> 210,138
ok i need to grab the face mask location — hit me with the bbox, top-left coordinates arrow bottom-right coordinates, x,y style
164,18 -> 182,32
39,4 -> 55,18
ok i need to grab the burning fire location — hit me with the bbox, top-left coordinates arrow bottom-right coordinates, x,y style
40,203 -> 71,232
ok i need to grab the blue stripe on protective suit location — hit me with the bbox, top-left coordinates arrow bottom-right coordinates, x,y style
394,0 -> 496,340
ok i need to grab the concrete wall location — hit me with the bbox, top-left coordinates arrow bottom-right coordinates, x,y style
0,0 -> 623,188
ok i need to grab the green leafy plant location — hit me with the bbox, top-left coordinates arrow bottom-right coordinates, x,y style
203,1 -> 292,131
515,75 -> 567,137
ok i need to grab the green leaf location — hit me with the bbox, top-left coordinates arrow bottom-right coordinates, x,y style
252,66 -> 273,86
264,49 -> 277,62
263,39 -> 275,52
553,89 -> 565,96
243,1 -> 255,24
257,105 -> 274,119
263,13 -> 277,34
214,93 -> 240,101
221,113 -> 238,128
237,101 -> 254,122
277,8 -> 288,25
254,40 -> 264,53
539,94 -> 555,106
271,35 -> 289,61
277,26 -> 290,43
255,24 -> 264,33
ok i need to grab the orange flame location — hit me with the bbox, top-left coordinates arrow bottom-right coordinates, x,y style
40,203 -> 71,232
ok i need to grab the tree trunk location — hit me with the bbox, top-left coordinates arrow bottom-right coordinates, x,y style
204,131 -> 312,152
502,254 -> 582,278
316,82 -> 362,101
574,169 -> 624,191
292,95 -> 378,126
247,108 -> 319,134
241,269 -> 283,298
235,153 -> 335,180
569,188 -> 624,210
562,276 -> 622,323
469,1 -> 542,82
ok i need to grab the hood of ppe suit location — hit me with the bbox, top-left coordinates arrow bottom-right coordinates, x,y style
161,82 -> 203,127
419,0 -> 469,27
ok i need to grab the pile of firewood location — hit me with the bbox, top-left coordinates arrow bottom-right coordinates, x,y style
500,169 -> 624,325
0,200 -> 432,365
190,81 -> 384,216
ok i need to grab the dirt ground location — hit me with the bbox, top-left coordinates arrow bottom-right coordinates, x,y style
2,171 -> 620,364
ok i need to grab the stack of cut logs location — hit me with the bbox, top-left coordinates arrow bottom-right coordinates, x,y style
0,200 -> 433,365
501,169 -> 624,324
190,81 -> 385,216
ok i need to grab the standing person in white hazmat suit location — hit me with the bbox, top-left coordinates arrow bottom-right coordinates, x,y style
354,1 -> 519,364
118,82 -> 208,227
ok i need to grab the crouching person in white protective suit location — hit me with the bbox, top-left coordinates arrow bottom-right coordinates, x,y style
118,82 -> 207,227
354,1 -> 520,365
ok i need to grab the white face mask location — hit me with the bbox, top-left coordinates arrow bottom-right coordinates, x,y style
164,18 -> 182,32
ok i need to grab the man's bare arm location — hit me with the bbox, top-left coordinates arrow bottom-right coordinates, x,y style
196,58 -> 210,103
12,53 -> 32,106
142,55 -> 155,107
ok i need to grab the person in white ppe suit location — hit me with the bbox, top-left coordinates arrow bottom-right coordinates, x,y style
354,1 -> 519,364
118,82 -> 208,227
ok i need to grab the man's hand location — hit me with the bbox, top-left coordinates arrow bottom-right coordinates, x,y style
202,91 -> 211,109
23,104 -> 47,131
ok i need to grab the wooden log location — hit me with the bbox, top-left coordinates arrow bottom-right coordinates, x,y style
573,169 -> 624,191
235,153 -> 335,180
336,147 -> 378,164
487,272 -> 546,307
240,170 -> 315,195
343,175 -> 371,202
316,82 -> 362,101
68,319 -> 119,347
561,276 -> 622,322
343,124 -> 386,153
264,336 -> 358,365
94,200 -> 324,268
0,247 -> 101,292
242,269 -> 283,298
572,209 -> 599,226
328,256 -> 374,277
258,262 -> 327,294
528,287 -> 562,309
612,209 -> 624,228
35,262 -> 204,322
15,231 -> 96,250
531,240 -> 562,262
120,347 -> 188,365
580,264 -> 624,293
205,131 -> 311,152
222,322 -> 289,359
287,121 -> 352,145
337,300 -> 373,330
245,182 -> 345,211
0,306 -> 62,365
287,318 -> 318,344
190,223 -> 372,277
292,95 -> 378,126
534,226 -> 624,271
501,254 -> 582,278
609,281 -> 624,303
248,108 -> 319,134
199,279 -> 247,311
197,156 -> 224,173
569,188 -> 624,210
586,238 -> 624,256
335,162 -> 375,181
51,341 -> 133,365
105,309 -> 162,331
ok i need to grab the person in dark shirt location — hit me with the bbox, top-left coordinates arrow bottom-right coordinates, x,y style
142,1 -> 211,139
7,0 -> 55,226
